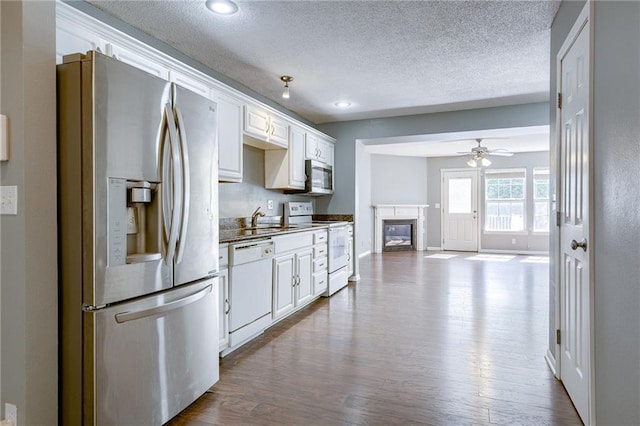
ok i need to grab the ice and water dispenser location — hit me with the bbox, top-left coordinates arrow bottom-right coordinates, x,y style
108,177 -> 163,266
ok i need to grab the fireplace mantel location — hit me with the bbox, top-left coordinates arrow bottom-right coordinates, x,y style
374,204 -> 428,253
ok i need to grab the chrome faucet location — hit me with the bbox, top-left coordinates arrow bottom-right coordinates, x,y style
251,206 -> 266,228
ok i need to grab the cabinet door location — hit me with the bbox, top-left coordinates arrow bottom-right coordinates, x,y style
305,133 -> 319,159
296,249 -> 314,307
289,126 -> 306,189
244,104 -> 270,139
269,116 -> 289,147
218,269 -> 229,352
317,139 -> 334,165
313,271 -> 328,296
273,254 -> 296,320
216,93 -> 243,182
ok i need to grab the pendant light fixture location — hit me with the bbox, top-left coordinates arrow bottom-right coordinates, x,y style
280,76 -> 293,99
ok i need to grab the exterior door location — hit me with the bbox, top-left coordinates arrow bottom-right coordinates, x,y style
442,170 -> 479,251
558,8 -> 591,425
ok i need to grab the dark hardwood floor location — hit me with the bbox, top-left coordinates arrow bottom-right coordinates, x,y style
167,251 -> 582,425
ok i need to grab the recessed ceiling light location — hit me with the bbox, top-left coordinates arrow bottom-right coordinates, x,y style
205,0 -> 238,15
334,101 -> 352,108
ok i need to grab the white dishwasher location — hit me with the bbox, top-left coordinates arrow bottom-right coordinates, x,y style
227,239 -> 274,351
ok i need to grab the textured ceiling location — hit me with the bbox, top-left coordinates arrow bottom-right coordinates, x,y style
363,125 -> 550,157
85,0 -> 560,125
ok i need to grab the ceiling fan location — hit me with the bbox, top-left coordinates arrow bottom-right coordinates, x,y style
457,138 -> 514,167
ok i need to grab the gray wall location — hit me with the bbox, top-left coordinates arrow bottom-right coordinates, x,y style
369,154 -> 428,253
0,1 -> 58,424
548,0 -> 586,367
426,151 -> 550,252
219,145 -> 314,219
591,2 -> 640,424
370,154 -> 428,205
318,102 -> 549,259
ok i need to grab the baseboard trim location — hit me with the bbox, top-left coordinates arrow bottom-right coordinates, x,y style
545,349 -> 558,378
479,249 -> 549,256
358,250 -> 371,259
427,246 -> 442,251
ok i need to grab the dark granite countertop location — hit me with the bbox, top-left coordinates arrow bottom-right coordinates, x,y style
219,223 -> 328,244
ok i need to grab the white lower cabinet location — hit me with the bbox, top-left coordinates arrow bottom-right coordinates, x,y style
272,249 -> 313,320
218,244 -> 230,352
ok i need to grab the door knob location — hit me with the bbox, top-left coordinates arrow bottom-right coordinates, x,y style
570,238 -> 588,252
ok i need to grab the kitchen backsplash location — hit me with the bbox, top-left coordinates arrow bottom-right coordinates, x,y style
219,144 -> 315,218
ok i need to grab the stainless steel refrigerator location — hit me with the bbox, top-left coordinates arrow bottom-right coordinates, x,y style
58,51 -> 219,425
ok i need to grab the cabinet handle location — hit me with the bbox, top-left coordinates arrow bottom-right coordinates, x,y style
225,299 -> 230,315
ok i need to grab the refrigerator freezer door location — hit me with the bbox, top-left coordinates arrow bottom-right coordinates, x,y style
89,278 -> 219,425
172,84 -> 219,285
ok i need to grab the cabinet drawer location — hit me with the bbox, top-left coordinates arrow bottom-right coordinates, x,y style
313,245 -> 327,258
313,271 -> 328,295
273,232 -> 314,254
313,231 -> 328,244
219,244 -> 228,268
313,257 -> 327,273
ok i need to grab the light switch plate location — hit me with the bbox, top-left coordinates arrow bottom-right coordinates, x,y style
0,186 -> 18,215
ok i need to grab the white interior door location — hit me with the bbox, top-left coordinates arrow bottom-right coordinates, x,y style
442,170 -> 479,251
558,8 -> 591,425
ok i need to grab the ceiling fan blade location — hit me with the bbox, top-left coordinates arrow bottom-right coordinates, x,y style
488,152 -> 514,157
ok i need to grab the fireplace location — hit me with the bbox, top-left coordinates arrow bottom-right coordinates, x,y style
382,219 -> 416,252
373,205 -> 428,253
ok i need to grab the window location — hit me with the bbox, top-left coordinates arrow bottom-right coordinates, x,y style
485,169 -> 526,232
533,168 -> 550,232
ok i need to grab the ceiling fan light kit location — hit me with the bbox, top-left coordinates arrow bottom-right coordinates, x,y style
460,138 -> 512,167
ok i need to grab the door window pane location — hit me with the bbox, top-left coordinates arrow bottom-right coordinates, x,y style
449,178 -> 472,213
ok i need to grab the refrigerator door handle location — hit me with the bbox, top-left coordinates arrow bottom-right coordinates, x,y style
161,110 -> 172,254
174,106 -> 190,264
114,284 -> 212,324
164,103 -> 183,265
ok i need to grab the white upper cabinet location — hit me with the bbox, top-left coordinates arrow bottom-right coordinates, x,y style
305,133 -> 334,166
244,104 -> 289,149
215,92 -> 243,182
265,125 -> 306,190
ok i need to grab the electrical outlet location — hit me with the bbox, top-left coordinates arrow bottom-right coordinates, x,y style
511,238 -> 517,244
5,403 -> 17,425
267,199 -> 274,210
0,186 -> 18,215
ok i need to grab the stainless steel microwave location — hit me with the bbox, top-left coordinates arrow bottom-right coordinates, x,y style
304,160 -> 333,195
